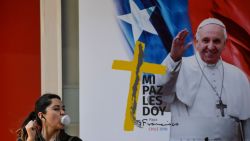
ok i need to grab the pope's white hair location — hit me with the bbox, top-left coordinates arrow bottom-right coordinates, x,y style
195,18 -> 227,40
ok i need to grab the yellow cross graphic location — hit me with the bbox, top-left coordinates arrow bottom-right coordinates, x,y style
112,41 -> 166,131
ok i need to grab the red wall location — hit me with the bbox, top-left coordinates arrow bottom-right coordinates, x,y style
0,0 -> 40,140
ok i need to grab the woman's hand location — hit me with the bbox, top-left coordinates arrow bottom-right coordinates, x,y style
25,120 -> 37,141
170,29 -> 192,62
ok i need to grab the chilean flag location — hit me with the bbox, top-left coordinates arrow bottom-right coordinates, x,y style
113,0 -> 250,79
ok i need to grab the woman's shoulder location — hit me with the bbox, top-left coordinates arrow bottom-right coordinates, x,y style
70,136 -> 82,141
60,130 -> 82,141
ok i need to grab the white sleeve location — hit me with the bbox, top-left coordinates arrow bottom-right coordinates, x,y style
155,54 -> 181,85
154,54 -> 182,104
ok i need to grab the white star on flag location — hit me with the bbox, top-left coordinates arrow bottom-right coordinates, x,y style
118,0 -> 157,42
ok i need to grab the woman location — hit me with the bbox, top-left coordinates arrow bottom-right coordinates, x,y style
17,93 -> 82,141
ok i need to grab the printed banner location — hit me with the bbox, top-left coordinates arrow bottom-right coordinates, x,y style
79,0 -> 250,141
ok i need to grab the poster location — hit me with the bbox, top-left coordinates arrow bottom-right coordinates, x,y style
79,0 -> 250,140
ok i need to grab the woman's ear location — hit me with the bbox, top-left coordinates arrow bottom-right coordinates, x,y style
38,112 -> 43,120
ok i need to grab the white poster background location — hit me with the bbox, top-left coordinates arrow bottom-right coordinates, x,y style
79,1 -> 170,140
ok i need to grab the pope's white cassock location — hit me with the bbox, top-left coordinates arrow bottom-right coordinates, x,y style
155,53 -> 250,141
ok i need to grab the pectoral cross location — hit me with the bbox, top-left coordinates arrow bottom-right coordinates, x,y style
216,99 -> 227,117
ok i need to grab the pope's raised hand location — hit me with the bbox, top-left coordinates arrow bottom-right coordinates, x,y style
170,29 -> 192,62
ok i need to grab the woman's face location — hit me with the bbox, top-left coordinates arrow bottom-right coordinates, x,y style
42,98 -> 65,130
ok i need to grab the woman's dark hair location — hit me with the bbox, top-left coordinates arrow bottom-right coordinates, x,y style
17,93 -> 61,141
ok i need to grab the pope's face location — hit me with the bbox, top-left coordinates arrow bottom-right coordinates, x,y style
196,24 -> 226,64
